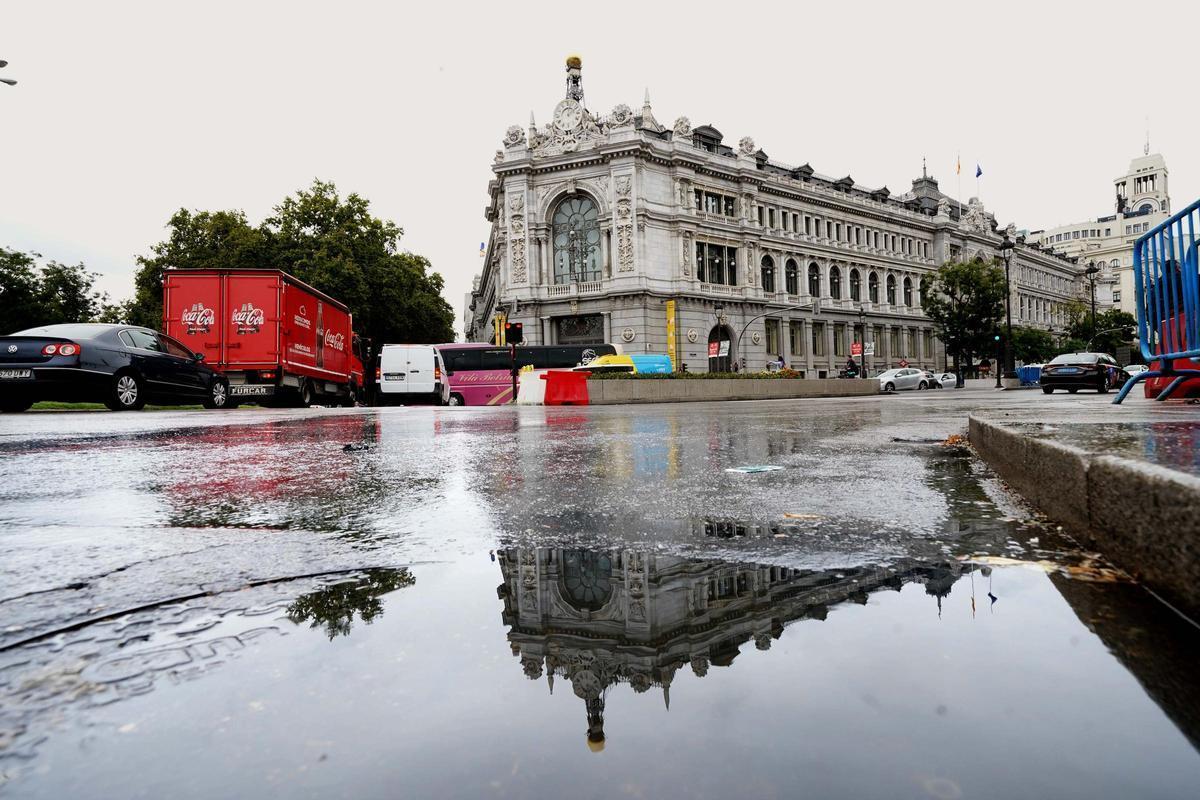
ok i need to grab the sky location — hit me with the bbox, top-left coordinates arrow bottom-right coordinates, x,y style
3,0 -> 1198,337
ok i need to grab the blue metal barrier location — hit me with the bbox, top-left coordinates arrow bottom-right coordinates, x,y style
1112,196 -> 1200,404
1018,365 -> 1042,386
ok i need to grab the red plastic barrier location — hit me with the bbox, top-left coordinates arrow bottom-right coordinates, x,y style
541,370 -> 590,405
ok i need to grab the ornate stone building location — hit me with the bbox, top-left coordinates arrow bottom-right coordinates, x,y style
467,57 -> 1083,373
1027,150 -> 1173,317
496,546 -> 966,750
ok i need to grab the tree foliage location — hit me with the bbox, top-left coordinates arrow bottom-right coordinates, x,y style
128,180 -> 455,346
1,247 -> 112,333
921,259 -> 1007,371
1010,326 -> 1056,364
1061,302 -> 1136,355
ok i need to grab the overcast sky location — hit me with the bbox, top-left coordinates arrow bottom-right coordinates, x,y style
4,1 -> 1196,336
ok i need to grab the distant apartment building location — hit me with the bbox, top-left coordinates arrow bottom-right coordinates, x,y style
1028,151 -> 1171,316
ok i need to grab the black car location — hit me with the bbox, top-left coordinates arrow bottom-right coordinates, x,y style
0,323 -> 231,412
1040,352 -> 1124,394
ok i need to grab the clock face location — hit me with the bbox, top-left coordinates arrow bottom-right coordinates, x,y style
554,99 -> 583,132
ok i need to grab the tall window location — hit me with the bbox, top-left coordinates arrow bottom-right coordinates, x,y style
902,277 -> 913,306
868,272 -> 879,303
808,263 -> 821,296
829,266 -> 842,299
834,323 -> 846,357
789,321 -> 804,357
849,268 -> 861,301
811,322 -> 826,356
785,259 -> 799,294
886,274 -> 897,304
696,242 -> 738,286
761,255 -> 776,293
765,318 -> 781,355
552,196 -> 602,284
890,327 -> 901,357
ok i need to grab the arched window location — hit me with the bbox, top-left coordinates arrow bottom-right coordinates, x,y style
868,272 -> 879,303
902,276 -> 913,306
808,263 -> 821,296
785,259 -> 799,295
849,268 -> 861,301
886,274 -> 897,304
761,255 -> 776,293
1110,258 -> 1120,269
552,196 -> 602,284
829,266 -> 842,299
1139,203 -> 1154,214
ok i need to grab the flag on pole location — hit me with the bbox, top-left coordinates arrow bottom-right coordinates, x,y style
956,154 -> 961,175
975,164 -> 983,178
479,241 -> 485,257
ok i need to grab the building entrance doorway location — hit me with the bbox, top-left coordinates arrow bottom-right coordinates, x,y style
707,325 -> 734,372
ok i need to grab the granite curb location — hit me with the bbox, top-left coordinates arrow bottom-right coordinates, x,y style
969,414 -> 1200,617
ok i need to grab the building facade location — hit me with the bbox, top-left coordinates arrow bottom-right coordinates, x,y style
1028,151 -> 1172,316
467,57 -> 1083,373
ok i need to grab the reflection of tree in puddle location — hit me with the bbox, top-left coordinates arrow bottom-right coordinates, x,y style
497,547 -> 969,751
286,568 -> 416,640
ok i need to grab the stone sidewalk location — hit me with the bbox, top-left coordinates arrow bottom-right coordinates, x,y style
969,394 -> 1200,617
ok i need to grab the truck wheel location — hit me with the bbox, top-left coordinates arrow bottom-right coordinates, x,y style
448,393 -> 465,406
300,379 -> 315,407
106,371 -> 146,411
203,379 -> 230,409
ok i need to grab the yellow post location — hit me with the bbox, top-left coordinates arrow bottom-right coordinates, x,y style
495,312 -> 507,346
665,299 -> 677,371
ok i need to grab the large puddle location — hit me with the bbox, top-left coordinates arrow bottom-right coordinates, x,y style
2,405 -> 1200,797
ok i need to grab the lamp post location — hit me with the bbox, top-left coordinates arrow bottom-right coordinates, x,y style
857,304 -> 867,378
998,235 -> 1016,380
713,302 -> 726,371
1085,261 -> 1100,342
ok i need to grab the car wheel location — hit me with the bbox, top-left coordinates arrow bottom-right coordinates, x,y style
918,381 -> 928,390
1042,386 -> 1053,394
0,396 -> 33,413
203,379 -> 230,409
884,382 -> 895,393
107,371 -> 145,411
448,393 -> 465,406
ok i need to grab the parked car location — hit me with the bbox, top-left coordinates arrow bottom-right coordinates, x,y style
1040,352 -> 1123,394
1123,364 -> 1149,377
931,372 -> 958,388
876,367 -> 928,392
0,323 -> 231,412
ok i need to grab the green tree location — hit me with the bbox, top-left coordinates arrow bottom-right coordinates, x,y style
1,247 -> 112,333
921,259 -> 1007,379
1010,326 -> 1056,364
127,180 -> 454,346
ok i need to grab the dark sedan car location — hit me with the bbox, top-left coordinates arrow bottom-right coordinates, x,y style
1040,352 -> 1124,394
0,323 -> 231,412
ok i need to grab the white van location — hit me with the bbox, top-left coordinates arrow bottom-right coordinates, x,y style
375,344 -> 440,405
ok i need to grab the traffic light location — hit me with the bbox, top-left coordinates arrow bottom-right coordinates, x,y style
505,321 -> 524,344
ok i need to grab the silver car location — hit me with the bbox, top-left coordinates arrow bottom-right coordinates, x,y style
876,368 -> 928,392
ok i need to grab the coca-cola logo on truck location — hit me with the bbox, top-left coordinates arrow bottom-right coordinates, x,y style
232,303 -> 265,334
293,304 -> 312,330
180,302 -> 215,334
323,329 -> 345,352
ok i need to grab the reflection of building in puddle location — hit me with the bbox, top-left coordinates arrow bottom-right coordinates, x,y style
497,548 -> 966,751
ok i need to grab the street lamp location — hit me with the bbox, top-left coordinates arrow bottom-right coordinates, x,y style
0,60 -> 16,87
713,302 -> 726,370
998,235 -> 1016,380
1085,261 -> 1101,341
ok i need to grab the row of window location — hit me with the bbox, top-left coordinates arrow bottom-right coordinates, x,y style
762,319 -> 935,360
757,255 -> 920,305
1126,222 -> 1150,235
1017,266 -> 1075,293
1051,227 -> 1110,243
1019,295 -> 1068,327
751,205 -> 930,258
693,189 -> 737,217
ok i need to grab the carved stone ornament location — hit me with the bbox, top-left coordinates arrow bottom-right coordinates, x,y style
752,331 -> 761,345
503,125 -> 526,148
673,116 -> 692,137
617,221 -> 634,272
569,298 -> 579,314
959,197 -> 991,234
738,136 -> 756,156
1005,222 -> 1018,239
681,231 -> 693,277
509,193 -> 525,214
493,150 -> 504,164
529,98 -> 606,157
687,328 -> 698,343
691,656 -> 710,677
615,175 -> 632,197
572,670 -> 602,700
608,103 -> 633,129
621,327 -> 635,342
937,197 -> 952,217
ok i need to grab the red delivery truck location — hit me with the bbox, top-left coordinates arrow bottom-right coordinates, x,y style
163,269 -> 366,406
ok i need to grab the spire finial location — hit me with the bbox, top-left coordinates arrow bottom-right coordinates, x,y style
922,156 -> 927,179
1145,115 -> 1150,156
644,87 -> 651,109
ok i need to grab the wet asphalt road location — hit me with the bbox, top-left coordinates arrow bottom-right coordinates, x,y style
2,388 -> 1199,799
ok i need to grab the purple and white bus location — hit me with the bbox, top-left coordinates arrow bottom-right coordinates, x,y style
434,343 -> 617,406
